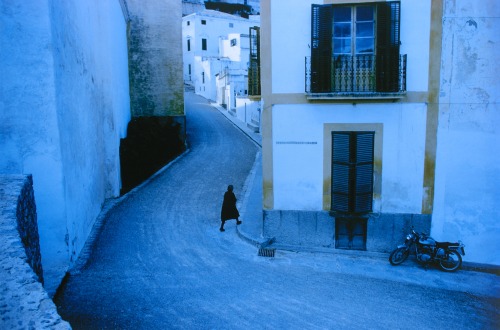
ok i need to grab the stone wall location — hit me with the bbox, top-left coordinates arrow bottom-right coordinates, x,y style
127,0 -> 185,118
0,175 -> 70,329
263,210 -> 431,253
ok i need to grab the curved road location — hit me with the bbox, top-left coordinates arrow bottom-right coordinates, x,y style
54,92 -> 498,329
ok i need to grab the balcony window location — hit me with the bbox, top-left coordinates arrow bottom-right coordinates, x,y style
306,1 -> 406,97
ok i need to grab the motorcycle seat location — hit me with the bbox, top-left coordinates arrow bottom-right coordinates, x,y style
436,242 -> 459,248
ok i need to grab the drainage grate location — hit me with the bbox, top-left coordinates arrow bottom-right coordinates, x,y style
258,248 -> 275,257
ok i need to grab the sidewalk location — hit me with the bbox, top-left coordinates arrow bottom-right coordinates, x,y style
209,102 -> 265,246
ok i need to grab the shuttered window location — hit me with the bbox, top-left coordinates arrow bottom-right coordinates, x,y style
332,132 -> 374,213
248,26 -> 261,96
310,1 -> 401,93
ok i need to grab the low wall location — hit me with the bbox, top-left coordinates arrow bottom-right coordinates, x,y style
263,210 -> 431,253
0,175 -> 70,329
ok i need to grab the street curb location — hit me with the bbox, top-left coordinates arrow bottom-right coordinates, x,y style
462,262 -> 500,276
210,102 -> 262,147
67,149 -> 191,275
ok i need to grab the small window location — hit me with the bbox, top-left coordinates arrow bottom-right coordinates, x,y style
187,21 -> 190,26
202,72 -> 205,84
202,38 -> 207,51
229,23 -> 234,28
230,38 -> 237,47
187,39 -> 191,51
201,19 -> 206,25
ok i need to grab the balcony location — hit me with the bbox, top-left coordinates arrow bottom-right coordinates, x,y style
305,54 -> 407,99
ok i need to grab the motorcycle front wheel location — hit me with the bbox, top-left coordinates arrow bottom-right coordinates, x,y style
389,247 -> 409,265
439,250 -> 462,272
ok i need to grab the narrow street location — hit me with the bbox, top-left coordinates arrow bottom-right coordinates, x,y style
54,92 -> 499,329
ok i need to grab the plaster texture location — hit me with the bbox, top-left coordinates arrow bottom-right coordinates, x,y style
432,0 -> 500,264
1,0 -> 131,294
127,0 -> 185,117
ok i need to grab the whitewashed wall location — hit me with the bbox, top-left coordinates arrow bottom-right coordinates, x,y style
272,103 -> 427,213
432,0 -> 500,265
0,0 -> 130,293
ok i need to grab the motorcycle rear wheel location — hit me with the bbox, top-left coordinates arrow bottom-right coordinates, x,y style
439,250 -> 462,272
389,247 -> 409,265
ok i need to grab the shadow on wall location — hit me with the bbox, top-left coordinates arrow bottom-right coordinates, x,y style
119,116 -> 186,194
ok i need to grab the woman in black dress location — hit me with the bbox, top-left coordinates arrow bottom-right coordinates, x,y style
220,185 -> 242,232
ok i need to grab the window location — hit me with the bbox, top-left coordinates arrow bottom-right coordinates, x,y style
202,38 -> 207,51
187,39 -> 191,51
202,72 -> 205,84
331,131 -> 374,214
229,23 -> 234,28
187,21 -> 190,26
333,6 -> 374,56
309,1 -> 405,94
230,38 -> 237,47
201,19 -> 206,25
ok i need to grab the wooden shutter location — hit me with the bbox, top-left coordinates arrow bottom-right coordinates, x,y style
311,4 -> 333,93
354,132 -> 374,213
376,1 -> 400,92
332,132 -> 374,213
249,26 -> 261,96
332,133 -> 351,212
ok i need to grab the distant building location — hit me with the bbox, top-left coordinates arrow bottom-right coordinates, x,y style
182,10 -> 259,101
216,32 -> 261,132
259,0 -> 499,265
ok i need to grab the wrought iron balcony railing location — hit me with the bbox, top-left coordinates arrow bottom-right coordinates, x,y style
305,54 -> 407,97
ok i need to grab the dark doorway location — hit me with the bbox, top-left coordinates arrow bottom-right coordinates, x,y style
335,218 -> 367,250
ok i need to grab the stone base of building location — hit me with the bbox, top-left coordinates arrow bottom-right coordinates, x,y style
263,210 -> 431,254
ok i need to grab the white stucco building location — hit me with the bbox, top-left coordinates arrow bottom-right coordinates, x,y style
0,0 -> 131,293
259,0 -> 499,265
182,10 -> 259,101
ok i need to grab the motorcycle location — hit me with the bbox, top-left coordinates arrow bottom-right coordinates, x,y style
389,227 -> 466,272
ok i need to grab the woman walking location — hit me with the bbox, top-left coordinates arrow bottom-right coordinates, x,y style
220,185 -> 242,232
